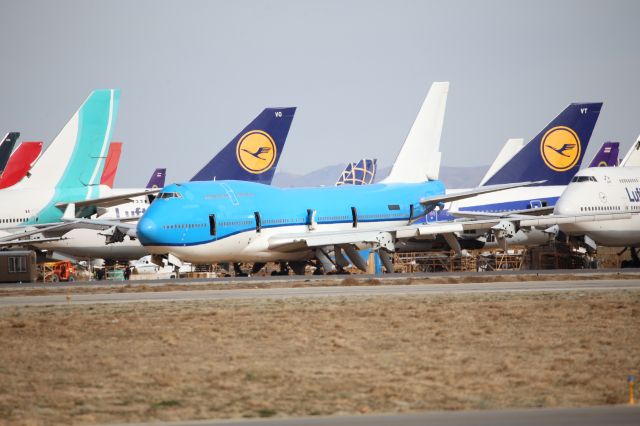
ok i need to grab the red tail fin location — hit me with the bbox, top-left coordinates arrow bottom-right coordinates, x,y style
100,142 -> 123,188
0,142 -> 43,189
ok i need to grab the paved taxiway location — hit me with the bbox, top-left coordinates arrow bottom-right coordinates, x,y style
113,405 -> 640,426
4,268 -> 639,291
1,278 -> 638,307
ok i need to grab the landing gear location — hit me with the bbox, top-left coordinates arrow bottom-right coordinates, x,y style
621,247 -> 640,268
271,262 -> 291,276
233,263 -> 248,277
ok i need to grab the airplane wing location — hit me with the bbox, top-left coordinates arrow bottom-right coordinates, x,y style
395,212 -> 632,239
449,205 -> 555,219
268,228 -> 397,252
55,188 -> 161,211
420,181 -> 544,206
0,222 -> 78,243
0,236 -> 67,247
268,211 -> 631,253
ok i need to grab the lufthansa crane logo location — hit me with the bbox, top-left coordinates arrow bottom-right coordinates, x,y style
236,130 -> 277,174
540,126 -> 581,172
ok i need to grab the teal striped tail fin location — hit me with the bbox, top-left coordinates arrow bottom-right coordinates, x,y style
19,89 -> 120,192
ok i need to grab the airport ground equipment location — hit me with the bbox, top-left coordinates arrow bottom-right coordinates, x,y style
41,261 -> 77,282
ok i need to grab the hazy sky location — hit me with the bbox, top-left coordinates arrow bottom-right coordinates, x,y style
1,0 -> 638,186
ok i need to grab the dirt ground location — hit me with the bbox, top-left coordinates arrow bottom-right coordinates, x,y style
0,290 -> 639,425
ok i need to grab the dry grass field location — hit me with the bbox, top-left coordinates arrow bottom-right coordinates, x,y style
0,290 -> 638,425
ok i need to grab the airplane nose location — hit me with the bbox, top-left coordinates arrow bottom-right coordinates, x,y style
553,194 -> 573,215
137,216 -> 161,246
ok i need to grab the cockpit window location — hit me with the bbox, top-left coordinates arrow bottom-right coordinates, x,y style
571,176 -> 597,183
157,192 -> 183,199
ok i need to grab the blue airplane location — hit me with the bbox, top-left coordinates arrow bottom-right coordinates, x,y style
136,176 -> 530,273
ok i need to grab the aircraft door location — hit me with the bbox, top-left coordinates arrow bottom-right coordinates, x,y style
254,212 -> 262,233
307,209 -> 317,230
209,214 -> 217,237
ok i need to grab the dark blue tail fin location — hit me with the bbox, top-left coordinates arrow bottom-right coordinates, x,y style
588,141 -> 619,167
146,168 -> 166,189
483,103 -> 602,186
336,159 -> 377,185
0,132 -> 20,175
190,107 -> 296,183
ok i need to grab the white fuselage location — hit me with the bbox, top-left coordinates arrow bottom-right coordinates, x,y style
147,220 -> 408,264
554,167 -> 640,246
0,185 -> 151,260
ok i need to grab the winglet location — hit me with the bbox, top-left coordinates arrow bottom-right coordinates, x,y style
381,82 -> 449,183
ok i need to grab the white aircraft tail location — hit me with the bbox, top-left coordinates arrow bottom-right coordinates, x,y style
381,81 -> 449,183
17,89 -> 120,193
620,134 -> 640,167
479,138 -> 524,186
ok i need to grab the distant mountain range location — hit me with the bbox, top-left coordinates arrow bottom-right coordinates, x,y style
272,164 -> 489,188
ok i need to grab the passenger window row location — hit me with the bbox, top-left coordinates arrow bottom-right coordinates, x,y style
580,205 -> 621,212
162,223 -> 206,230
1,218 -> 28,224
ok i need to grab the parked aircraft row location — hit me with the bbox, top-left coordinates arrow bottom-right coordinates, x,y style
0,83 -> 637,274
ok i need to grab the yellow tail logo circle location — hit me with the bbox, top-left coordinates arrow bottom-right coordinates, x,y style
540,126 -> 581,172
236,130 -> 277,174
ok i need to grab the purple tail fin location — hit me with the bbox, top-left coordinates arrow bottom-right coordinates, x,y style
588,142 -> 619,167
146,168 -> 166,189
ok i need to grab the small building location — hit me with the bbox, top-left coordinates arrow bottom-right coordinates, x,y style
0,250 -> 38,283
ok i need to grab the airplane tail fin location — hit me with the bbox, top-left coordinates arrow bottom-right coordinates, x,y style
100,142 -> 123,188
588,142 -> 619,167
483,102 -> 602,186
146,168 -> 166,189
336,159 -> 377,186
190,107 -> 296,184
0,132 -> 20,174
620,134 -> 640,167
381,82 -> 449,183
18,89 -> 120,194
0,141 -> 43,189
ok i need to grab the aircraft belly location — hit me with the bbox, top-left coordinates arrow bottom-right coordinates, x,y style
161,221 -> 405,264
